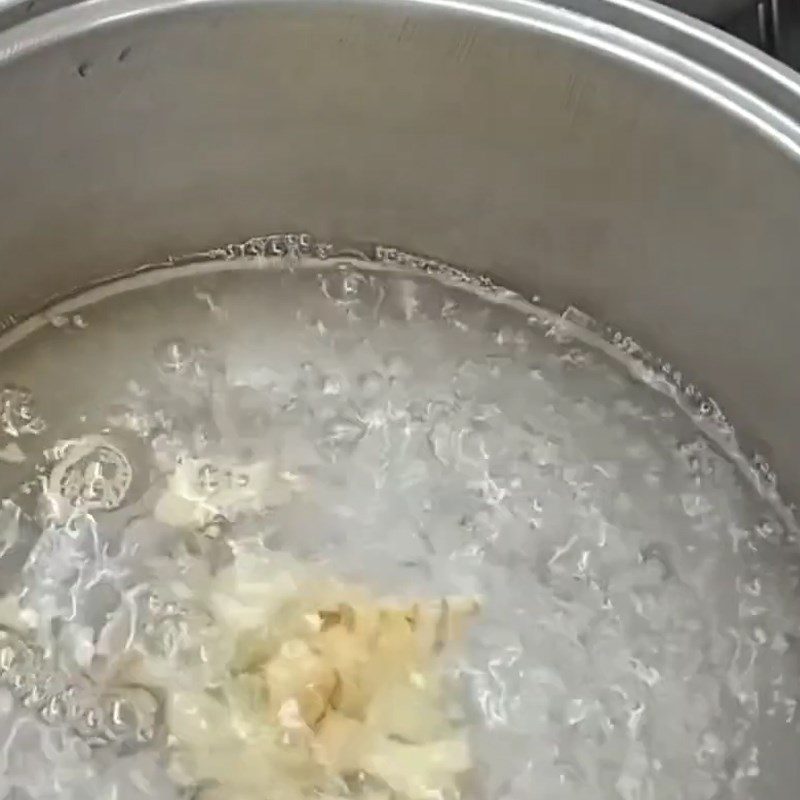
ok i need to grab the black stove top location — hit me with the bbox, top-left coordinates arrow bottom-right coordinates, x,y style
665,0 -> 800,69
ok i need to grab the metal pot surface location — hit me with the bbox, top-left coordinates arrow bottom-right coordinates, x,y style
0,0 -> 799,503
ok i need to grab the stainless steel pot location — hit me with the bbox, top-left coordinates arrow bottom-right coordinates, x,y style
0,0 -> 799,508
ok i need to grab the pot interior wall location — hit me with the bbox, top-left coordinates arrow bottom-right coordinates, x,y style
1,0 -> 800,503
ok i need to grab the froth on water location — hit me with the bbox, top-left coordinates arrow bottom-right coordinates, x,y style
0,248 -> 795,800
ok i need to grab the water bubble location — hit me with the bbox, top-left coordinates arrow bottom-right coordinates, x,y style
681,493 -> 713,518
48,314 -> 70,329
0,384 -> 45,437
102,686 -> 161,748
678,438 -> 716,480
154,338 -> 193,376
0,627 -> 31,678
560,347 -> 590,367
39,693 -> 69,725
754,517 -> 784,542
48,435 -> 133,512
321,415 -> 367,452
196,463 -> 221,494
320,269 -> 368,305
322,375 -> 342,396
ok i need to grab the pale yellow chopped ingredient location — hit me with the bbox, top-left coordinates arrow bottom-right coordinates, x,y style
138,549 -> 479,800
154,457 -> 298,530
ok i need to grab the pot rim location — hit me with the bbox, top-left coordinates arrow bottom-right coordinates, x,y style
2,0 -> 800,158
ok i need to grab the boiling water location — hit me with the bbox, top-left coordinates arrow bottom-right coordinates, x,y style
0,246 -> 797,800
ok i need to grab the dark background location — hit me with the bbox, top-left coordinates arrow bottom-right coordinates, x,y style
663,0 -> 800,69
